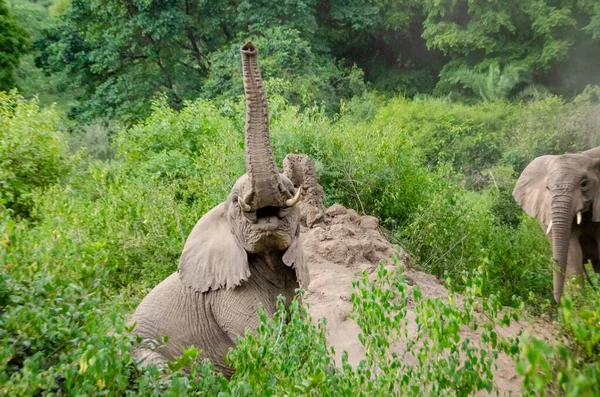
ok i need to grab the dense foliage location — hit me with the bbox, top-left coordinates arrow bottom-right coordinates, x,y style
0,92 -> 74,217
1,91 -> 600,394
0,0 -> 28,91
2,0 -> 599,120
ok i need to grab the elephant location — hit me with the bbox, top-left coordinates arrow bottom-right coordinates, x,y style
513,146 -> 600,303
128,42 -> 310,377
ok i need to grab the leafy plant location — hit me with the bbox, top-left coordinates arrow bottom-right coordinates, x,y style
0,0 -> 29,91
517,285 -> 600,396
444,62 -> 533,102
0,92 -> 74,217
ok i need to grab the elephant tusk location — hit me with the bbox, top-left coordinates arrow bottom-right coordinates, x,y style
546,221 -> 553,235
285,186 -> 302,207
239,197 -> 252,212
577,211 -> 582,225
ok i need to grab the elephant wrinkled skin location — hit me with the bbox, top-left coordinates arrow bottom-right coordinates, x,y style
128,42 -> 309,377
513,146 -> 600,303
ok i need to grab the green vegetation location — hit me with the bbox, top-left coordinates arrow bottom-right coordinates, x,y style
0,0 -> 28,91
2,0 -> 600,394
2,89 -> 600,394
0,92 -> 74,217
1,0 -> 599,121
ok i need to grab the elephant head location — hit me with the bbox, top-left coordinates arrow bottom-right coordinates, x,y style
177,42 -> 306,292
513,147 -> 600,302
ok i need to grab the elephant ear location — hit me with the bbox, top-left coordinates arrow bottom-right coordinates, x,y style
513,155 -> 554,226
582,146 -> 600,159
178,203 -> 249,292
283,226 -> 310,289
583,147 -> 600,222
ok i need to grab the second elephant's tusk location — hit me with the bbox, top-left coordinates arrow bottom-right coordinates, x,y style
285,187 -> 302,207
577,211 -> 582,225
546,221 -> 553,235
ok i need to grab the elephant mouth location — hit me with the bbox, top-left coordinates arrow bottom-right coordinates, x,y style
240,203 -> 297,253
244,222 -> 294,252
255,207 -> 290,231
257,206 -> 282,219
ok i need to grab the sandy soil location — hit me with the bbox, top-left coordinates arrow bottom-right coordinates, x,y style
289,154 -> 557,396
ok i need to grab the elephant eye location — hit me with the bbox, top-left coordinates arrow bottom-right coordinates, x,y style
581,179 -> 589,190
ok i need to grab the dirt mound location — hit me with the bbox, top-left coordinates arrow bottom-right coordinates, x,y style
292,154 -> 555,396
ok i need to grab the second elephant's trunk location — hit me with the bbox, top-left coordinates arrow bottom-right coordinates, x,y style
240,42 -> 289,210
550,192 -> 573,303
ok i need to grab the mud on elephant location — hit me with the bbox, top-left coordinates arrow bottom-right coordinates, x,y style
513,146 -> 600,303
128,42 -> 310,377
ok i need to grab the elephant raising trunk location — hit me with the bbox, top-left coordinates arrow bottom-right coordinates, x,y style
240,42 -> 297,212
128,42 -> 309,377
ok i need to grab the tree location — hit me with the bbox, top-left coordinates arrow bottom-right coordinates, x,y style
0,0 -> 29,91
37,0 -> 364,121
420,0 -> 600,97
444,62 -> 535,102
37,0 -> 234,121
33,0 -> 600,115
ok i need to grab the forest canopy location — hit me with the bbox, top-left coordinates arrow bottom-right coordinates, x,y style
3,0 -> 600,121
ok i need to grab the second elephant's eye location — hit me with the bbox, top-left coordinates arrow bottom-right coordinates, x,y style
581,180 -> 589,190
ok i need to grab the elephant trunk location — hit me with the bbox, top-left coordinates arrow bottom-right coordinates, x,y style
549,191 -> 573,303
240,42 -> 289,210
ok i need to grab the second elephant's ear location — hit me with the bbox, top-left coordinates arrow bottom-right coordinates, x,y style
283,226 -> 310,289
513,155 -> 554,226
178,203 -> 249,292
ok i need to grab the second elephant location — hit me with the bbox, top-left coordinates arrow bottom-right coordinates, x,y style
513,146 -> 600,303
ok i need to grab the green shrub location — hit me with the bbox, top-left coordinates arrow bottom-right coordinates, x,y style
222,260 -> 522,396
67,121 -> 117,161
33,166 -> 195,292
272,97 -> 553,305
272,99 -> 431,225
116,96 -> 245,210
0,92 -> 74,217
0,209 -> 230,396
0,212 -> 134,395
1,204 -> 522,396
517,285 -> 600,396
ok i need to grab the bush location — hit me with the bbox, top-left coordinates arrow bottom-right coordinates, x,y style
116,96 -> 245,210
1,202 -> 521,396
0,92 -> 74,217
202,27 -> 366,115
517,285 -> 600,396
272,97 -> 554,305
67,121 -> 117,161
